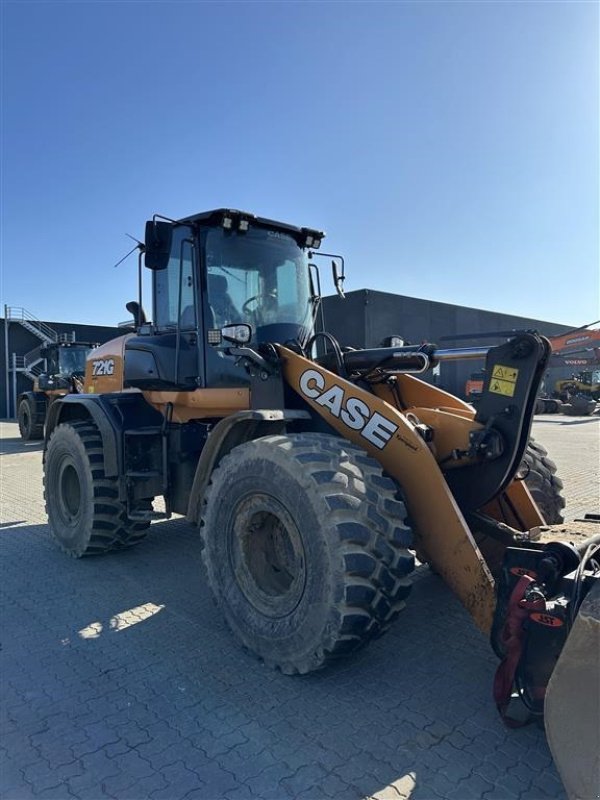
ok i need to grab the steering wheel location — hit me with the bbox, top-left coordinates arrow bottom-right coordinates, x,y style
242,292 -> 277,317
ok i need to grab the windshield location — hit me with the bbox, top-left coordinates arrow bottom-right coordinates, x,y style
205,227 -> 313,342
57,347 -> 89,376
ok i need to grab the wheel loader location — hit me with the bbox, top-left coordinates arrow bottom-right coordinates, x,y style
42,209 -> 599,795
18,341 -> 98,440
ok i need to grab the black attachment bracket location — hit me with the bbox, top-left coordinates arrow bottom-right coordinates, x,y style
445,332 -> 551,512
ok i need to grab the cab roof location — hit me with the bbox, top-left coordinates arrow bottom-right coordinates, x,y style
176,208 -> 325,244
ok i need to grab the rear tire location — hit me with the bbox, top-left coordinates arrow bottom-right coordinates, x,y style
522,438 -> 565,524
200,432 -> 414,674
18,398 -> 44,441
44,421 -> 150,557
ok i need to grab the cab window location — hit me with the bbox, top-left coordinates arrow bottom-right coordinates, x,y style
154,226 -> 196,330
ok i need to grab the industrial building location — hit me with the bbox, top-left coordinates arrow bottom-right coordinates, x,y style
1,294 -> 574,419
1,307 -> 122,419
321,290 -> 573,397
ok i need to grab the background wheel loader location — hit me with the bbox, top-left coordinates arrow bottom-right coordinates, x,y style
42,209 -> 599,795
18,340 -> 98,440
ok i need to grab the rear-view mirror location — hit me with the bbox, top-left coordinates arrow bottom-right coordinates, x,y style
222,324 -> 252,345
332,257 -> 346,298
144,220 -> 173,270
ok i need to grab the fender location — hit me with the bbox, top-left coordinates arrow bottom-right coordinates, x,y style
18,390 -> 47,404
186,409 -> 311,526
44,394 -> 122,476
18,390 -> 47,408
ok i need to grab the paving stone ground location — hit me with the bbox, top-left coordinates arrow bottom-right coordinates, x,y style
1,416 -> 598,800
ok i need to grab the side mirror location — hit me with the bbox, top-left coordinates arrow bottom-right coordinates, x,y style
222,323 -> 252,345
144,220 -> 173,270
331,257 -> 346,298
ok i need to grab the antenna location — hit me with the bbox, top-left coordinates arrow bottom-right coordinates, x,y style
112,234 -> 145,268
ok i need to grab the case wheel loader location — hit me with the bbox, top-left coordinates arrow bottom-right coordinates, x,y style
18,341 -> 98,441
42,209 -> 599,792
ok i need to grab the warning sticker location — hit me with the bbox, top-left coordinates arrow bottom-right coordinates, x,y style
489,364 -> 519,397
491,365 -> 519,382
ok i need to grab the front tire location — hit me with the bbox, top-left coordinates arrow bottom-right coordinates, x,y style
18,398 -> 44,441
200,432 -> 414,674
44,421 -> 149,557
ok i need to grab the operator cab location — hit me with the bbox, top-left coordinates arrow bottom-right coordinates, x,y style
39,343 -> 97,390
54,345 -> 91,376
124,209 -> 324,391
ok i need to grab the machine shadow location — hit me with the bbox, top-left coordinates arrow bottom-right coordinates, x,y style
0,434 -> 44,454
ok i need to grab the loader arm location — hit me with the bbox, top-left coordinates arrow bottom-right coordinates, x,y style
278,345 -> 498,633
278,328 -> 553,635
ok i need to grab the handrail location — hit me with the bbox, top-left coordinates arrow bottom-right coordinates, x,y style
6,306 -> 58,342
23,345 -> 45,370
11,351 -> 45,378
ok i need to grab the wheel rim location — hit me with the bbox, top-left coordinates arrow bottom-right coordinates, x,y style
228,494 -> 306,618
58,460 -> 82,525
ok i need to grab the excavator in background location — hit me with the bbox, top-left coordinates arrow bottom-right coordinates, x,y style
40,209 -> 599,797
554,365 -> 600,403
550,362 -> 599,417
467,322 -> 600,414
17,340 -> 98,440
538,322 -> 600,415
546,319 -> 600,354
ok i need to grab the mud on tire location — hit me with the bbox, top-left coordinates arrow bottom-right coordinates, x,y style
200,432 -> 414,674
44,421 -> 149,557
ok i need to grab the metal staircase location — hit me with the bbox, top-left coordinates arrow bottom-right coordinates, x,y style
5,306 -> 59,344
22,345 -> 47,380
8,353 -> 46,389
4,306 -> 76,418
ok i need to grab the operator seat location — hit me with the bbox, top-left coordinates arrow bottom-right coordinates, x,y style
208,274 -> 240,327
179,305 -> 196,329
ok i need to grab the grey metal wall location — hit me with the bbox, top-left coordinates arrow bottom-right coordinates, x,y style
322,290 -> 574,397
1,295 -> 579,418
1,319 -> 123,418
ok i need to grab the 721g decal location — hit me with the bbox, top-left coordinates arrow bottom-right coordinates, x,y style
91,358 -> 115,377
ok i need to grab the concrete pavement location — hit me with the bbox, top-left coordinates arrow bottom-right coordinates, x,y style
1,417 -> 598,800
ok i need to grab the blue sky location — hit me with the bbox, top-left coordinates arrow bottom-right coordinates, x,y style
2,1 -> 598,328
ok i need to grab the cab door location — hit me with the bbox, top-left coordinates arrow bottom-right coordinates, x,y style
152,224 -> 205,388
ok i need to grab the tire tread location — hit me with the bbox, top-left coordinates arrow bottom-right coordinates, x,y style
44,421 -> 149,557
523,438 -> 566,524
200,431 -> 414,673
